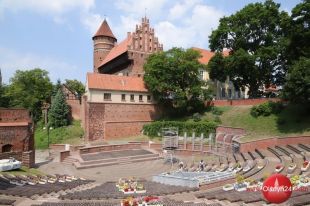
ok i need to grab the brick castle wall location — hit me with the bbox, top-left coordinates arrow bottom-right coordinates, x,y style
84,102 -> 160,141
0,108 -> 35,168
239,136 -> 310,153
208,98 -> 281,107
67,99 -> 81,120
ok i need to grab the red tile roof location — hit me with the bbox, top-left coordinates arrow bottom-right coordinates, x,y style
87,73 -> 148,92
93,19 -> 116,40
99,35 -> 132,67
0,122 -> 29,127
192,47 -> 229,64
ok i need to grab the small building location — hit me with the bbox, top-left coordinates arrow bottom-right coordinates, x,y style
192,47 -> 249,99
82,73 -> 160,141
0,108 -> 35,167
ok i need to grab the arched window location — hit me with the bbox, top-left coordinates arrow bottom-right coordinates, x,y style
2,144 -> 13,153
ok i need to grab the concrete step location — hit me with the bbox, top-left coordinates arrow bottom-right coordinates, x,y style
75,155 -> 160,170
79,153 -> 159,165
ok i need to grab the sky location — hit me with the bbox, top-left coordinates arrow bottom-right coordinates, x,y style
0,0 -> 302,84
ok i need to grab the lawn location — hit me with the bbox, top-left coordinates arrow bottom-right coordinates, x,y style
35,120 -> 84,149
161,104 -> 310,142
0,166 -> 44,176
212,104 -> 310,142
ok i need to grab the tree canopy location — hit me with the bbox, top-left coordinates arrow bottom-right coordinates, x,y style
6,68 -> 53,121
282,58 -> 310,104
65,79 -> 85,98
209,0 -> 290,97
48,89 -> 70,128
144,47 -> 210,115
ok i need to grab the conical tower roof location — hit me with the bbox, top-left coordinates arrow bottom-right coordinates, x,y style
92,19 -> 116,40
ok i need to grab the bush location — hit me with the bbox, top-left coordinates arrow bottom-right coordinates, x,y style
192,113 -> 202,122
211,106 -> 224,115
250,101 -> 283,117
143,121 -> 218,137
214,116 -> 222,124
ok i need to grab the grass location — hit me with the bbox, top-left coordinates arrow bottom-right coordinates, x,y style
35,120 -> 84,149
213,104 -> 310,142
0,166 -> 44,176
160,104 -> 310,142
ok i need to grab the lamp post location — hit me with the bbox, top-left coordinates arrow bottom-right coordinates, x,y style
41,102 -> 51,156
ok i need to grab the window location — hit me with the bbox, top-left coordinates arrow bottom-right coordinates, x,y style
150,39 -> 152,42
221,88 -> 226,98
141,54 -> 143,58
121,94 -> 126,101
140,45 -> 142,49
104,93 -> 111,101
199,70 -> 204,80
147,95 -> 151,102
2,144 -> 13,153
139,95 -> 143,102
130,94 -> 135,101
228,89 -> 232,99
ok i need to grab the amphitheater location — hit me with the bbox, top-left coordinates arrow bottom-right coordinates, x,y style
0,127 -> 309,206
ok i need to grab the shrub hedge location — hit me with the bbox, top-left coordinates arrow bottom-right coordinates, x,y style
250,101 -> 284,117
143,121 -> 218,137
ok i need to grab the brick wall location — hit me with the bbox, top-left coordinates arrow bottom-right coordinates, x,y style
208,98 -> 281,107
216,126 -> 246,135
85,102 -> 160,141
239,136 -> 310,153
0,151 -> 35,168
78,143 -> 141,154
0,109 -> 31,122
67,99 -> 81,120
0,108 -> 35,168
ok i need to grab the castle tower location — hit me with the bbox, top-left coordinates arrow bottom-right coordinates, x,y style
93,19 -> 117,73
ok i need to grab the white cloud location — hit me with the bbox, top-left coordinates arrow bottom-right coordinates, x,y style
168,0 -> 202,20
81,13 -> 105,35
0,0 -> 95,15
114,0 -> 169,19
111,1 -> 224,50
0,47 -> 82,83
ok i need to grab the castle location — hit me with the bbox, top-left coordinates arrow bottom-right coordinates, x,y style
82,17 -> 162,141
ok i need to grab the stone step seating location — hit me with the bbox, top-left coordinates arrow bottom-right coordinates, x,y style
73,150 -> 160,170
0,198 -> 15,205
299,144 -> 310,152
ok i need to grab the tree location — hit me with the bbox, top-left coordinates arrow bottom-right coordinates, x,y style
48,89 -> 70,128
0,84 -> 10,108
6,68 -> 53,121
52,79 -> 62,98
209,0 -> 290,97
144,47 -> 209,115
65,79 -> 85,98
286,0 -> 310,63
282,58 -> 310,104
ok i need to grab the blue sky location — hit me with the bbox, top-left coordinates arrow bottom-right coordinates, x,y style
0,0 -> 301,84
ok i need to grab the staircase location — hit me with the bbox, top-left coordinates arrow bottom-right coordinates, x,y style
62,156 -> 79,166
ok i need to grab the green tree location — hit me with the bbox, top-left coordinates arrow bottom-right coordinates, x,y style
0,84 -> 10,108
48,89 -> 70,128
65,79 -> 85,98
286,0 -> 310,63
144,47 -> 209,115
6,69 -> 53,121
52,79 -> 62,98
282,58 -> 310,104
209,0 -> 290,97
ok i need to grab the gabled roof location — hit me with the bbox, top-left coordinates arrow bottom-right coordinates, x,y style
93,19 -> 116,40
98,35 -> 132,68
87,73 -> 148,92
192,47 -> 230,64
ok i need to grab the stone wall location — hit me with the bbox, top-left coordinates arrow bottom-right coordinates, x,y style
0,109 -> 31,122
239,136 -> 310,153
0,108 -> 35,168
67,99 -> 81,120
208,98 -> 281,107
84,102 -> 160,141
